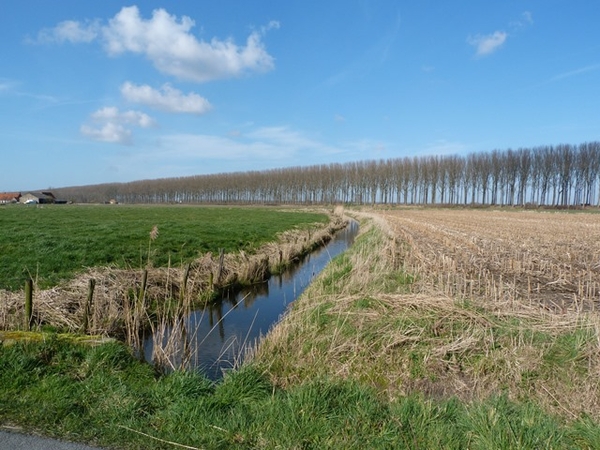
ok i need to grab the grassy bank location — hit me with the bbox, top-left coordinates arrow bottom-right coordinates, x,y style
1,336 -> 599,449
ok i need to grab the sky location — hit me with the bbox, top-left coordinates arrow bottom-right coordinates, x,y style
1,0 -> 600,192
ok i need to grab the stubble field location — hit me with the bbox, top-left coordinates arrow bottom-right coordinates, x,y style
254,206 -> 600,424
378,207 -> 600,311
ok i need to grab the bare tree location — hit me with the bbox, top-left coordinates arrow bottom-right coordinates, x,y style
52,140 -> 599,209
556,144 -> 575,206
516,148 -> 531,206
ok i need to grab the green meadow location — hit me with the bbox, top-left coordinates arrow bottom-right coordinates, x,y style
0,204 -> 328,291
1,211 -> 600,448
2,310 -> 599,449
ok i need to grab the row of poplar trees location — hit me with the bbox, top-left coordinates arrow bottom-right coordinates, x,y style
55,142 -> 600,207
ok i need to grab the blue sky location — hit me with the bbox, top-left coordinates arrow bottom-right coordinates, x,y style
2,1 -> 599,191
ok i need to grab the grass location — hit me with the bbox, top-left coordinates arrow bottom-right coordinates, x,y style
1,336 -> 599,449
0,204 -> 328,291
2,207 -> 600,448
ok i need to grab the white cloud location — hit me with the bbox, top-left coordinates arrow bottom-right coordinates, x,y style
39,6 -> 277,82
423,139 -> 467,156
81,122 -> 132,145
158,133 -> 280,161
261,21 -> 281,34
246,126 -> 341,156
0,79 -> 17,92
342,139 -> 389,159
468,12 -> 531,58
81,106 -> 155,144
467,31 -> 507,57
110,6 -> 276,81
100,125 -> 390,181
91,106 -> 155,127
120,82 -> 212,114
36,19 -> 100,44
510,11 -> 533,30
154,126 -> 343,166
549,63 -> 600,82
0,79 -> 59,103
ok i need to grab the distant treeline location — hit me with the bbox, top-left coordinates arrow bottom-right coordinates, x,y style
54,142 -> 600,207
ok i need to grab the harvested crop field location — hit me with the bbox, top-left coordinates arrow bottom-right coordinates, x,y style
376,207 -> 600,311
254,207 -> 600,421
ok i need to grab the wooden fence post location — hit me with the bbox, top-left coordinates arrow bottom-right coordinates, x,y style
139,269 -> 148,306
83,278 -> 95,333
180,263 -> 191,305
216,248 -> 225,284
24,278 -> 33,331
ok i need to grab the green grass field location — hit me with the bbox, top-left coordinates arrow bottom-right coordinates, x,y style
0,204 -> 329,291
1,337 -> 598,449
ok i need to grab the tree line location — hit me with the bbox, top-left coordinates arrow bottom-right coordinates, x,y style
54,141 -> 600,207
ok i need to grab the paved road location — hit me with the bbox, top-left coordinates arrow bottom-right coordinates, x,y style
0,430 -> 105,450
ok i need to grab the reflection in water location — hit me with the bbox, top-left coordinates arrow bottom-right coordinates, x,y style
145,220 -> 358,380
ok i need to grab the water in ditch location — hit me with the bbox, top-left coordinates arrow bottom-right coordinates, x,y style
144,220 -> 359,380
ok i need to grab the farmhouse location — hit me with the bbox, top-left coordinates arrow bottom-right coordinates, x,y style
0,192 -> 21,204
20,191 -> 56,204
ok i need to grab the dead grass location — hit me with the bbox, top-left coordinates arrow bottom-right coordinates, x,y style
376,207 -> 600,311
251,207 -> 600,420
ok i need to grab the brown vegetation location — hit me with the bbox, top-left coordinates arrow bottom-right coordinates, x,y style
378,207 -> 600,311
253,207 -> 600,420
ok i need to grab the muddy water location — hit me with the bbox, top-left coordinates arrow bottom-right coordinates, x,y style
144,220 -> 358,380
